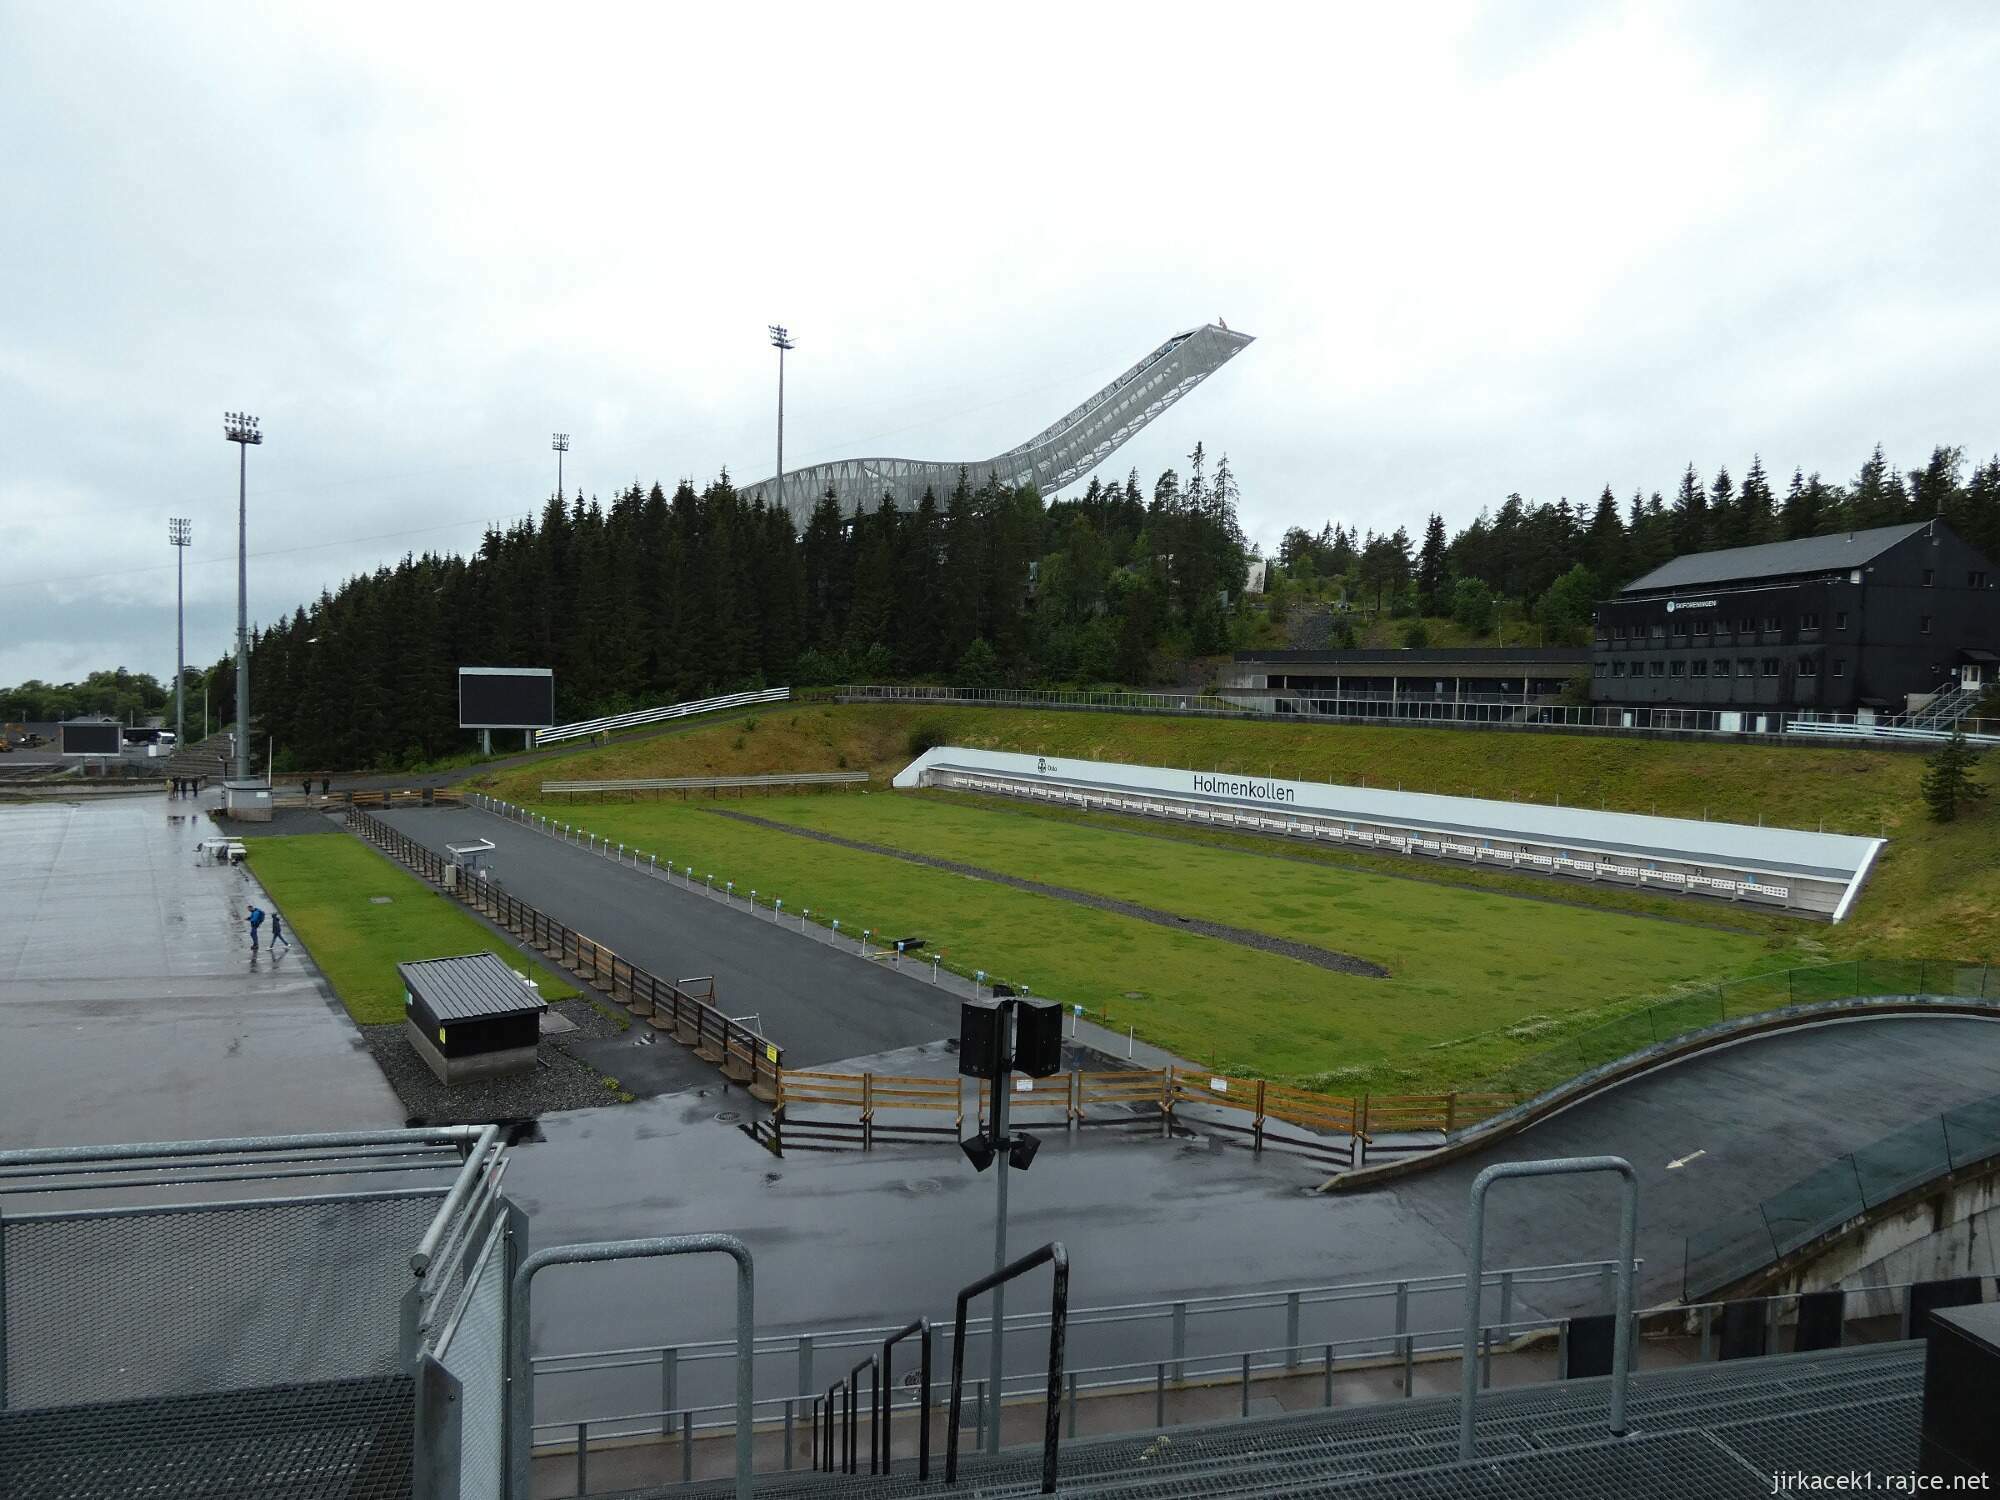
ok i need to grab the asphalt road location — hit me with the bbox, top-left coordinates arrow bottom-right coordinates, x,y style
372,805 -> 960,1067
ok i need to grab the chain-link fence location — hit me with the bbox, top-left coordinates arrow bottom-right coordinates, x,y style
1,1191 -> 443,1407
0,1129 -> 498,1500
436,1213 -> 511,1500
1683,1087 -> 2000,1298
1484,958 -> 1995,1098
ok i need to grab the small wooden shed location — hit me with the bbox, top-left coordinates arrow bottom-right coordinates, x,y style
399,952 -> 546,1086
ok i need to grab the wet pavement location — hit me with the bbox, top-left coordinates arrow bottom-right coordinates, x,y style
507,1012 -> 2000,1426
0,795 -> 404,1147
374,805 -> 963,1066
6,796 -> 1998,1437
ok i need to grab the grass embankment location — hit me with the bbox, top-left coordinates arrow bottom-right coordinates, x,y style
463,704 -> 1992,1088
475,703 -> 1996,957
245,834 -> 578,1024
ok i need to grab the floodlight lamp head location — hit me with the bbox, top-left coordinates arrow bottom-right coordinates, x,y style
552,433 -> 570,451
168,517 -> 192,546
1008,1132 -> 1041,1171
768,323 -> 795,351
223,411 -> 262,444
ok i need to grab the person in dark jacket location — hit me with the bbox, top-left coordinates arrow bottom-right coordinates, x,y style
247,905 -> 265,952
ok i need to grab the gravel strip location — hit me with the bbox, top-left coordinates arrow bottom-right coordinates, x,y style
360,998 -> 634,1124
704,808 -> 1390,979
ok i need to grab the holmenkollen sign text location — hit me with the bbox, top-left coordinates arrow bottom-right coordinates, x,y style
1192,771 -> 1296,803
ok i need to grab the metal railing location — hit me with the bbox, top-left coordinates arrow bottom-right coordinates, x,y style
528,1257 -> 1629,1452
816,682 -> 2000,744
537,687 -> 790,746
541,770 -> 868,799
1486,959 -> 1997,1097
345,806 -> 784,1099
1684,1085 -> 2000,1298
527,1272 -> 1985,1495
946,1243 -> 1069,1492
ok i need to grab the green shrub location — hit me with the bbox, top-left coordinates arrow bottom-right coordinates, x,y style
907,718 -> 952,757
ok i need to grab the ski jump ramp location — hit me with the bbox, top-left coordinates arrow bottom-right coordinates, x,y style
739,322 -> 1254,524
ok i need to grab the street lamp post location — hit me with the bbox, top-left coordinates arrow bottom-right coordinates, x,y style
168,518 -> 191,749
223,413 -> 262,783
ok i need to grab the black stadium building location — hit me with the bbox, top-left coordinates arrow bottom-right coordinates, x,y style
1591,519 -> 1998,720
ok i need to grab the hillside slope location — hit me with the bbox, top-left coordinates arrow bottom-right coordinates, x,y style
474,704 -> 1994,957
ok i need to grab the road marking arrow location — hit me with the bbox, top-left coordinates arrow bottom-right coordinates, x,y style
1666,1149 -> 1707,1170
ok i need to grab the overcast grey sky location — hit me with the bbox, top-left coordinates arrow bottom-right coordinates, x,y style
2,1 -> 1996,688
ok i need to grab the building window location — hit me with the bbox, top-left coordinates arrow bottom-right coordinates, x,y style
1593,662 -> 1607,678
1922,568 -> 1935,586
1920,615 -> 1933,634
1613,661 -> 1627,678
1613,624 -> 1627,641
1835,611 -> 1849,629
1714,658 -> 1731,677
1650,624 -> 1666,642
1972,571 -> 1990,588
1693,616 -> 1710,636
1649,660 -> 1665,678
1669,660 -> 1686,677
1832,659 -> 1845,677
1799,658 -> 1818,677
1738,617 -> 1754,634
1691,659 -> 1708,678
1762,658 -> 1781,676
1738,658 -> 1756,678
1800,612 -> 1820,630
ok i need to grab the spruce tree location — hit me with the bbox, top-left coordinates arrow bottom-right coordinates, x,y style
1920,729 -> 1986,823
1416,513 -> 1448,614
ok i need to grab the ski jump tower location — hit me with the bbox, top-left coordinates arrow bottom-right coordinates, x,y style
739,321 -> 1254,526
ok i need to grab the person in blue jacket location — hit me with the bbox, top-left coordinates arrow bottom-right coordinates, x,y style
247,904 -> 265,952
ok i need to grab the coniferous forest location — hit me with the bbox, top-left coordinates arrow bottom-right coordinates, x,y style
182,440 -> 2000,771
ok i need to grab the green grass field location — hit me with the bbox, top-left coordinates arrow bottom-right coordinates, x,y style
493,791 -> 1783,1090
245,834 -> 577,1024
465,701 -> 1995,1089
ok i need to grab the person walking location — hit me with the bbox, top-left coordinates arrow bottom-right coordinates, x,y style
320,775 -> 330,796
269,910 -> 289,951
246,904 -> 264,953
301,777 -> 312,799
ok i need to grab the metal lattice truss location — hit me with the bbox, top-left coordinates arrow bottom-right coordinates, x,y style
740,322 -> 1254,525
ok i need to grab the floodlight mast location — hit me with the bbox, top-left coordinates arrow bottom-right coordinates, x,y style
168,518 -> 192,750
552,432 -> 569,500
769,324 -> 794,517
223,413 -> 262,783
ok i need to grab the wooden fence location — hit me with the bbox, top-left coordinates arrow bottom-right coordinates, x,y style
272,787 -> 463,811
772,1065 -> 1521,1168
345,806 -> 782,1101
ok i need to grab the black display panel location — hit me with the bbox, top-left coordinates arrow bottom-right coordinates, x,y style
60,721 -> 124,755
458,668 -> 555,729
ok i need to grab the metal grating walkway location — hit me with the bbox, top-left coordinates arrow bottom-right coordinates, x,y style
0,1374 -> 417,1500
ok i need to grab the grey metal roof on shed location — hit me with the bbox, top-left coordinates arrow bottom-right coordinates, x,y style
397,951 -> 547,1022
1620,521 -> 1931,594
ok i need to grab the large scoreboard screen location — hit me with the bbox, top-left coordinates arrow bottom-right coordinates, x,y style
458,667 -> 556,729
60,720 -> 124,755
